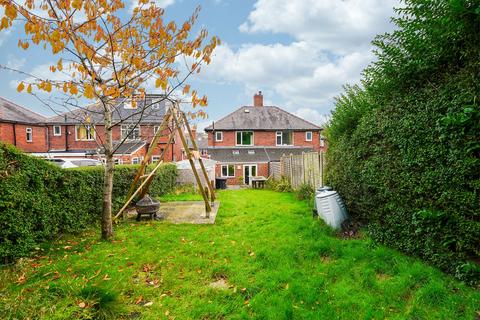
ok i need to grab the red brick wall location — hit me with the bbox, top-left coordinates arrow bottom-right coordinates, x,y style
215,162 -> 269,185
48,125 -> 67,151
207,130 -> 321,150
0,123 -> 15,145
1,123 -> 49,152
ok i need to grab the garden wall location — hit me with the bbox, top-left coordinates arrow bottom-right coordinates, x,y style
0,143 -> 177,263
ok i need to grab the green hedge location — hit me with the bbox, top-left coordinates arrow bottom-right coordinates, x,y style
326,1 -> 479,285
0,143 -> 177,263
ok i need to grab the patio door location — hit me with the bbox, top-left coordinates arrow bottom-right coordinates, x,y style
243,164 -> 257,185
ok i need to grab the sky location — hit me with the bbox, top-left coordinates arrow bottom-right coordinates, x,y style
0,0 -> 400,130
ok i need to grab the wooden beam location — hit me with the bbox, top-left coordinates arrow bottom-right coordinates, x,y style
171,107 -> 212,216
125,109 -> 172,200
137,128 -> 177,200
181,111 -> 216,202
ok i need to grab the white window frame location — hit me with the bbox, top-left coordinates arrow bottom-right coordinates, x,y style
305,131 -> 312,141
221,164 -> 235,178
121,124 -> 141,140
215,131 -> 223,142
53,125 -> 62,136
276,131 -> 293,146
75,125 -> 95,141
152,155 -> 161,163
26,127 -> 33,142
114,158 -> 123,165
131,157 -> 140,164
236,131 -> 254,146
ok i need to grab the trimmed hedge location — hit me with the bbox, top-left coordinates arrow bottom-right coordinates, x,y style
0,143 -> 177,263
326,1 -> 479,285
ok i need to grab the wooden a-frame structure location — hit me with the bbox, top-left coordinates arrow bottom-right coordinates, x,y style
113,102 -> 215,220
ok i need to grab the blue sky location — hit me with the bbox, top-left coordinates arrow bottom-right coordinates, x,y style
0,0 -> 399,130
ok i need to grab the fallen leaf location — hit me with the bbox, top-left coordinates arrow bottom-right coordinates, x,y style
143,301 -> 153,307
78,302 -> 87,308
16,273 -> 27,285
135,295 -> 143,305
103,274 -> 111,281
64,246 -> 73,250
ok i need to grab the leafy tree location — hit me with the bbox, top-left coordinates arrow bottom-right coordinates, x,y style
0,0 -> 218,239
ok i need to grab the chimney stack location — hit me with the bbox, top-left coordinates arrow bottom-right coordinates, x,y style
253,91 -> 263,107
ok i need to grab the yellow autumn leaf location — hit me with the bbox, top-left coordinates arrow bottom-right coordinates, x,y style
1,17 -> 9,30
70,84 -> 79,95
71,0 -> 83,10
27,84 -> 32,94
5,4 -> 17,20
84,84 -> 95,99
57,59 -> 63,71
17,82 -> 25,92
45,82 -> 52,92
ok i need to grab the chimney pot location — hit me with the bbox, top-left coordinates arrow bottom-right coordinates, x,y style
253,91 -> 263,107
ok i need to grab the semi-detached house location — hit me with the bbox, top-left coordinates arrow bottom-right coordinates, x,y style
205,92 -> 325,186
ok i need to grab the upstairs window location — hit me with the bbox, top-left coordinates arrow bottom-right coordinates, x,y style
305,131 -> 312,141
53,125 -> 61,136
121,124 -> 141,140
276,131 -> 293,146
215,131 -> 223,142
75,125 -> 95,141
132,157 -> 140,164
26,127 -> 32,142
221,164 -> 235,177
236,131 -> 253,146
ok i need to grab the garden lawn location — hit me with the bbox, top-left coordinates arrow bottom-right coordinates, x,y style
0,190 -> 478,319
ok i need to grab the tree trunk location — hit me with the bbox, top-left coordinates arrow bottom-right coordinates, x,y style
102,106 -> 114,239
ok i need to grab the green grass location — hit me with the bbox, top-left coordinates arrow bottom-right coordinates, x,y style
0,190 -> 478,319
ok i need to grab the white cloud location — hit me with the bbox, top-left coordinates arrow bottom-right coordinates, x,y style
198,0 -> 398,120
130,0 -> 175,11
198,42 -> 372,115
6,56 -> 26,71
240,0 -> 397,53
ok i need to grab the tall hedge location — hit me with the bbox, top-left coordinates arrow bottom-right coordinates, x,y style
326,0 -> 479,285
0,143 -> 177,263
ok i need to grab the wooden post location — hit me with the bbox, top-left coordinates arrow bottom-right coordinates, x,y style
180,111 -> 216,202
171,107 -> 212,216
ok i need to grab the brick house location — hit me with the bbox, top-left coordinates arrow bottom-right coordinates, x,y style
0,95 -> 183,164
204,92 -> 325,185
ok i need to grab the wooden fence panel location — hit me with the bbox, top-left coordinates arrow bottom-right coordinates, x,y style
279,152 -> 325,190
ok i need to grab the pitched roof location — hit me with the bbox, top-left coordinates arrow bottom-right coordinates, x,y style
46,95 -> 169,124
204,106 -> 321,131
0,97 -> 46,123
206,147 -> 314,163
99,140 -> 146,155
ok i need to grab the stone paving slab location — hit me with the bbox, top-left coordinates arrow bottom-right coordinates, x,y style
157,201 -> 220,224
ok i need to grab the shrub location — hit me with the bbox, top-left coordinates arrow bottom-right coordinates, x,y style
266,177 -> 292,192
326,0 -> 480,285
296,183 -> 314,201
0,143 -> 177,263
